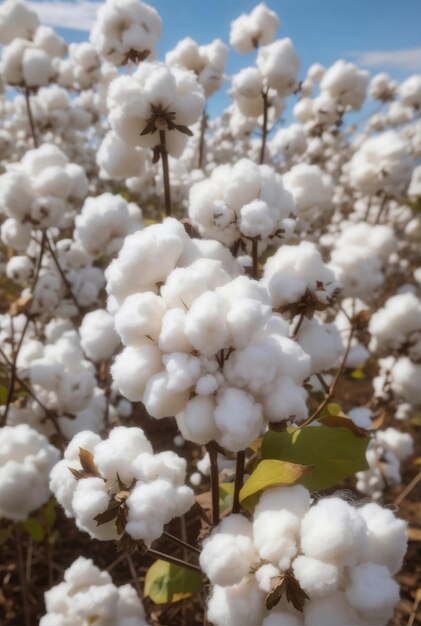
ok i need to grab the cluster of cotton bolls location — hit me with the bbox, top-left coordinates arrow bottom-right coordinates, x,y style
50,427 -> 194,546
0,424 -> 59,520
356,427 -> 414,499
200,485 -> 407,626
40,557 -> 149,626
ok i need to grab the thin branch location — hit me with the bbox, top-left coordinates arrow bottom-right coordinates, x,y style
162,530 -> 201,555
146,547 -> 202,573
206,442 -> 220,526
46,233 -> 82,313
15,527 -> 30,626
24,86 -> 38,148
198,109 -> 208,169
159,130 -> 171,217
394,470 -> 421,507
232,450 -> 245,514
259,89 -> 269,165
251,239 -> 259,279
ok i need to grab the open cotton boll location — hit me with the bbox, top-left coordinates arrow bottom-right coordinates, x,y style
0,0 -> 39,44
263,376 -> 308,423
292,556 -> 340,598
270,335 -> 311,383
230,3 -> 280,53
97,131 -> 146,180
390,357 -> 421,405
283,164 -> 333,223
300,498 -> 368,565
6,255 -> 33,282
184,291 -> 229,356
71,477 -> 119,541
375,427 -> 414,462
255,485 -> 311,519
131,450 -> 187,484
22,47 -> 55,88
263,611 -> 304,626
111,345 -> 162,401
115,292 -> 167,347
207,578 -> 265,626
399,75 -> 421,109
257,39 -> 300,96
200,514 -> 256,586
1,218 -> 32,251
224,337 -> 279,393
214,387 -> 264,452
347,407 -> 374,430
161,259 -> 229,309
255,563 -> 281,593
226,297 -> 271,349
80,310 -> 120,362
369,292 -> 421,354
93,426 -> 153,484
297,318 -> 343,374
253,510 -> 300,569
345,563 -> 399,623
0,171 -> 34,221
320,60 -> 368,110
303,591 -> 362,626
358,502 -> 407,575
158,308 -> 193,353
176,395 -> 220,444
143,371 -> 190,419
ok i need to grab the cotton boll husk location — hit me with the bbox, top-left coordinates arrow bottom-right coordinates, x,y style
200,514 -> 256,586
115,292 -> 167,346
304,591 -> 363,626
111,345 -> 162,401
300,497 -> 368,565
80,310 -> 120,362
297,318 -> 343,374
207,578 -> 265,626
253,510 -> 300,569
143,371 -> 190,419
263,376 -> 308,423
93,426 -> 153,484
375,427 -> 413,462
214,387 -> 264,452
71,477 -> 118,540
345,563 -> 399,622
176,396 -> 220,444
358,502 -> 407,574
292,556 -> 340,597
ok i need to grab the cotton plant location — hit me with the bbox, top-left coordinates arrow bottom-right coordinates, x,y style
40,556 -> 149,626
229,3 -> 280,53
200,485 -> 408,626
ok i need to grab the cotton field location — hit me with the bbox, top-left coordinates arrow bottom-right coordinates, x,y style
0,1 -> 420,625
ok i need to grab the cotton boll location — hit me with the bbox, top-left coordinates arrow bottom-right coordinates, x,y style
321,60 -> 368,110
158,308 -> 193,353
64,430 -> 102,462
263,611 -> 303,626
297,318 -> 343,374
358,502 -> 407,574
255,485 -> 311,519
345,563 -> 399,623
80,310 -> 120,362
6,255 -> 33,282
111,345 -> 162,401
263,377 -> 308,423
131,450 -> 187,484
200,514 -> 256,586
207,578 -> 265,626
22,47 -> 55,87
214,387 -> 264,452
115,292 -> 167,347
300,497 -> 368,565
257,39 -> 300,96
1,218 -> 31,251
255,563 -> 281,593
0,170 -> 34,221
184,291 -> 229,357
390,357 -> 421,405
253,510 -> 300,569
143,371 -> 190,419
72,477 -> 118,541
375,427 -> 414,462
292,556 -> 340,597
163,353 -> 201,392
224,337 -> 279,394
94,426 -> 153,484
97,130 -> 146,179
176,396 -> 219,445
230,4 -> 280,53
304,591 -> 362,626
348,407 -> 373,429
0,0 -> 39,44
270,335 -> 311,383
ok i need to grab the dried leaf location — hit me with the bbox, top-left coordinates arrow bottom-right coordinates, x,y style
79,448 -> 101,477
265,572 -> 310,612
117,532 -> 139,553
93,503 -> 119,526
9,294 -> 33,317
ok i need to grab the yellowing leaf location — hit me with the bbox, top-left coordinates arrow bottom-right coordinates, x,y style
240,459 -> 314,511
144,560 -> 203,605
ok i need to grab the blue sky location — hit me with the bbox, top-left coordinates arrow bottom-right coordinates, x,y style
28,0 -> 421,118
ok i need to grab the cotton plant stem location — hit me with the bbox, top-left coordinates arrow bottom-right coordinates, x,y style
125,553 -> 142,597
146,547 -> 202,573
374,195 -> 387,225
292,313 -> 305,339
206,442 -> 220,526
394,470 -> 421,506
45,233 -> 82,314
162,530 -> 201,555
259,89 -> 269,165
232,450 -> 245,514
15,526 -> 30,626
251,239 -> 259,279
24,86 -> 38,148
198,109 -> 208,169
159,130 -> 172,217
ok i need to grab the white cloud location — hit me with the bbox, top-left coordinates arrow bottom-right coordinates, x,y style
351,47 -> 421,70
28,1 -> 100,32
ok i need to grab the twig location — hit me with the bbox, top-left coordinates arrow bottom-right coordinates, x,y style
24,86 -> 38,148
198,110 -> 208,169
232,450 -> 245,514
206,442 -> 220,526
394,470 -> 421,507
159,130 -> 171,217
146,547 -> 202,573
126,552 -> 142,597
259,88 -> 269,165
251,239 -> 259,279
162,530 -> 201,555
45,233 -> 82,313
15,527 -> 30,626
292,313 -> 305,339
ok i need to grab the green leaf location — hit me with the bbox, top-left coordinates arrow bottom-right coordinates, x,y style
0,384 -> 8,405
261,426 -> 370,491
240,459 -> 314,511
41,499 -> 56,530
326,402 -> 342,416
20,517 -> 45,543
144,560 -> 203,604
350,368 -> 366,380
0,527 -> 12,546
219,482 -> 235,514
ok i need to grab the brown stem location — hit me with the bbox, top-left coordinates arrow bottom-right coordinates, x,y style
125,552 -> 142,597
162,530 -> 201,555
251,239 -> 259,279
159,130 -> 171,217
206,442 -> 220,526
259,89 -> 269,165
24,86 -> 38,148
15,527 -> 30,626
146,547 -> 202,573
198,110 -> 208,169
316,372 -> 330,394
46,233 -> 82,314
374,195 -> 387,225
232,450 -> 245,514
292,313 -> 305,339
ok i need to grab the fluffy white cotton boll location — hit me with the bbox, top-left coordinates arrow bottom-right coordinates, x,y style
200,514 -> 256,586
111,345 -> 162,401
329,246 -> 384,299
297,319 -> 343,374
0,425 -> 59,520
97,131 -> 146,180
176,396 -> 220,445
163,353 -> 201,392
320,60 -> 368,110
263,376 -> 308,423
270,335 -> 311,383
207,578 -> 265,626
347,407 -> 373,429
376,427 -> 414,462
253,509 -> 300,570
0,170 -> 34,221
158,308 -> 193,353
33,25 -> 66,58
6,255 -> 33,282
255,485 -> 311,519
257,39 -> 300,96
292,556 -> 340,597
22,47 -> 55,88
230,3 -> 280,53
303,591 -> 362,626
214,387 -> 264,452
226,298 -> 271,349
131,450 -> 187,484
72,477 -> 118,540
271,124 -> 307,158
301,498 -> 368,565
224,337 -> 279,394
184,291 -> 229,357
0,0 -> 39,44
358,502 -> 407,575
30,358 -> 63,392
80,310 -> 120,362
283,164 -> 333,223
94,426 -> 153,484
1,218 -> 31,251
369,292 -> 421,354
161,260 -> 229,309
115,292 -> 167,347
255,563 -> 281,593
263,611 -> 304,626
399,75 -> 421,108
143,371 -> 190,419
390,357 -> 421,405
345,563 -> 399,622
